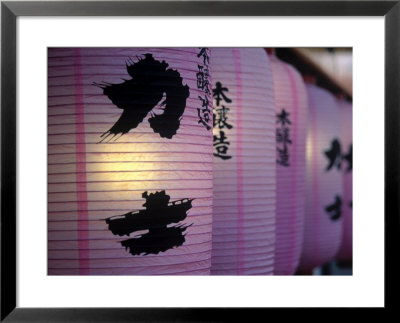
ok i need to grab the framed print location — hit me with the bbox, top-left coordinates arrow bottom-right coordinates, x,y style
1,0 -> 398,321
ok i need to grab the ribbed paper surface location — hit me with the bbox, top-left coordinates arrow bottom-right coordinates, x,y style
298,83 -> 343,271
336,98 -> 353,261
48,48 -> 213,275
210,48 -> 276,275
269,55 -> 308,275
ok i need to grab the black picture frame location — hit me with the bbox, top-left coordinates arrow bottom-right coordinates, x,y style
1,1 -> 398,321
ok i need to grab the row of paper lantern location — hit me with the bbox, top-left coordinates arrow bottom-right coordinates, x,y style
48,47 -> 352,275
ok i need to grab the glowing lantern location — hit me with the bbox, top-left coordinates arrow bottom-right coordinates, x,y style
298,82 -> 344,272
336,98 -> 353,261
269,54 -> 308,275
48,48 -> 213,275
210,48 -> 276,275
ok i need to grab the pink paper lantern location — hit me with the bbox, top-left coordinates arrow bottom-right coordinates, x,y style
298,83 -> 344,272
210,48 -> 276,275
269,54 -> 308,275
48,48 -> 213,275
336,98 -> 353,261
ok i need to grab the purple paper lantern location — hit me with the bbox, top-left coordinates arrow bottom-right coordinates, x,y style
210,48 -> 276,275
48,47 -> 214,275
298,82 -> 344,272
269,54 -> 308,275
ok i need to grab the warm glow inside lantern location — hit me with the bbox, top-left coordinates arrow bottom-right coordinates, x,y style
48,48 -> 213,275
210,48 -> 276,275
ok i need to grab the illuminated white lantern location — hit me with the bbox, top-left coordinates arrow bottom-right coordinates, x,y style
336,98 -> 353,261
298,82 -> 343,272
210,48 -> 276,275
269,54 -> 308,275
48,48 -> 213,275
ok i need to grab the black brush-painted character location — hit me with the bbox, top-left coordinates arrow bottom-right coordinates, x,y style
104,190 -> 194,256
196,65 -> 210,94
324,138 -> 342,171
214,105 -> 232,130
277,145 -> 290,167
213,130 -> 232,160
121,224 -> 192,256
197,47 -> 210,65
325,195 -> 342,221
276,109 -> 292,127
94,54 -> 190,141
197,95 -> 212,130
213,82 -> 232,107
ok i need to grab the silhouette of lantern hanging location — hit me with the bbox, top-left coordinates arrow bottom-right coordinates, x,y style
297,82 -> 344,273
48,47 -> 214,275
210,48 -> 276,275
336,98 -> 353,261
269,53 -> 308,275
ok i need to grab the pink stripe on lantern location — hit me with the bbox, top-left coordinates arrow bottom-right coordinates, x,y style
74,48 -> 90,275
233,48 -> 245,275
285,65 -> 298,275
309,88 -> 320,267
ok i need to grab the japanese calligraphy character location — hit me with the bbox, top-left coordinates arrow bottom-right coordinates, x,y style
197,108 -> 211,130
276,109 -> 292,126
213,131 -> 232,160
197,48 -> 210,65
198,95 -> 210,109
277,146 -> 290,167
276,127 -> 292,145
214,105 -> 233,129
324,139 -> 342,171
213,82 -> 232,106
95,53 -> 189,141
197,65 -> 210,93
105,190 -> 194,256
197,95 -> 211,130
325,195 -> 342,221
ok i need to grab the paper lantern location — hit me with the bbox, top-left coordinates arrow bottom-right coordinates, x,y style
48,47 -> 214,275
210,48 -> 276,275
269,54 -> 308,275
298,83 -> 343,272
336,98 -> 353,261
